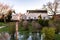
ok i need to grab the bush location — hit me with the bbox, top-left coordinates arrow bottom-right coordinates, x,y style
41,27 -> 56,40
55,34 -> 60,40
38,19 -> 49,26
42,20 -> 49,26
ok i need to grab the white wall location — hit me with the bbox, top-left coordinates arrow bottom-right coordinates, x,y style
26,13 -> 49,20
11,14 -> 20,20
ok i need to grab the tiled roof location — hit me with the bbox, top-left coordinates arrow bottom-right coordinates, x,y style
27,10 -> 47,13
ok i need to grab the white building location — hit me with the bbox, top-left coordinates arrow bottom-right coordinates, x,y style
11,13 -> 22,21
26,9 -> 49,20
21,14 -> 26,20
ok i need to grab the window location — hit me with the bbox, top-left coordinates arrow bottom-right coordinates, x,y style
34,17 -> 36,19
29,17 -> 31,19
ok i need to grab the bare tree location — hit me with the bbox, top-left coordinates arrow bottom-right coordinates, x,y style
22,20 -> 29,30
46,0 -> 60,33
32,21 -> 41,32
46,0 -> 59,20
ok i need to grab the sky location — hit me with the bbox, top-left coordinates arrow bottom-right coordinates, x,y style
0,0 -> 54,13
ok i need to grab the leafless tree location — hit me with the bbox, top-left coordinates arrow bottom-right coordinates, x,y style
46,0 -> 59,20
32,21 -> 41,32
22,20 -> 29,30
46,0 -> 60,33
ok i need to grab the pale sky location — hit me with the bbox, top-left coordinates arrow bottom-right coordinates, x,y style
0,0 -> 54,13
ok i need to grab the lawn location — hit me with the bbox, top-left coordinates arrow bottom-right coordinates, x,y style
0,22 -> 31,34
0,22 -> 15,33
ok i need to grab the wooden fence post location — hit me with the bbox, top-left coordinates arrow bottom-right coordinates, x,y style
16,22 -> 18,40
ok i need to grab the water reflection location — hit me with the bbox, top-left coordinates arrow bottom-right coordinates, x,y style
32,32 -> 41,40
27,33 -> 32,40
14,32 -> 41,40
0,32 -> 11,40
0,32 -> 41,40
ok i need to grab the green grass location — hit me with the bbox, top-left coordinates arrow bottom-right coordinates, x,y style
0,22 -> 41,34
0,22 -> 6,26
0,22 -> 15,33
0,22 -> 32,34
55,34 -> 60,40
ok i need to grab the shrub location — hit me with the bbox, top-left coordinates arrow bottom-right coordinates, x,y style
38,19 -> 49,26
41,27 -> 56,40
55,34 -> 60,40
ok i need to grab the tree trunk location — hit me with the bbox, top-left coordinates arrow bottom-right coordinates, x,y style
4,17 -> 6,23
2,15 -> 6,23
53,12 -> 56,20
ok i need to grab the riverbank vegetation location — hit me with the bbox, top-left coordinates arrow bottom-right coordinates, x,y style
0,18 -> 60,40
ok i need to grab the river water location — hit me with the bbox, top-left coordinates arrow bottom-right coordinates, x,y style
14,32 -> 41,40
0,32 -> 41,40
